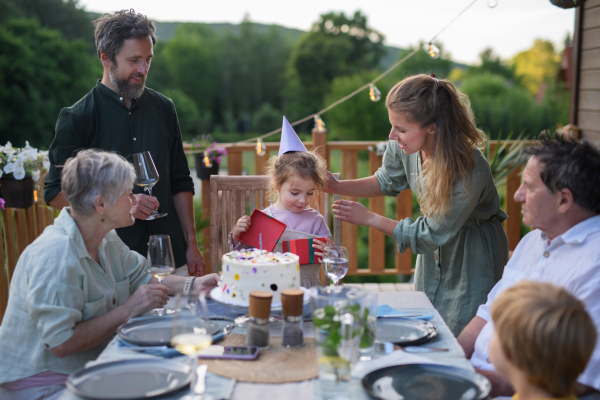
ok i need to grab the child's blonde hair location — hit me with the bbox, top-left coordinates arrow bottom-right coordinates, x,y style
491,281 -> 597,397
266,151 -> 328,201
385,74 -> 487,221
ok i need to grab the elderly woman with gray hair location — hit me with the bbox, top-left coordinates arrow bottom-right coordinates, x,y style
0,150 -> 219,400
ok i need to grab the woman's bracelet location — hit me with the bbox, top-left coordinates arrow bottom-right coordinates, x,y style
183,276 -> 197,295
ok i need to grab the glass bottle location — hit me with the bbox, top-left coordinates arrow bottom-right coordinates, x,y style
281,289 -> 305,348
246,291 -> 272,350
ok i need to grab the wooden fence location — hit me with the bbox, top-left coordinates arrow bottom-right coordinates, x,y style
188,130 -> 523,275
0,200 -> 55,323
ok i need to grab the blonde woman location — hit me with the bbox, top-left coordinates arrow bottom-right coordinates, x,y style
326,74 -> 508,335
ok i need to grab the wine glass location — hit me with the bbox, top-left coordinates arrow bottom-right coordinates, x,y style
322,246 -> 349,286
147,234 -> 175,316
133,151 -> 167,220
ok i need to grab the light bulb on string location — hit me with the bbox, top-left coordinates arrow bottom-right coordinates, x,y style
425,42 -> 440,59
203,155 -> 212,168
488,0 -> 498,8
368,83 -> 381,102
255,138 -> 267,156
313,115 -> 326,133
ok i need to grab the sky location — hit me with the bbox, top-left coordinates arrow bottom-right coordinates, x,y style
78,0 -> 575,65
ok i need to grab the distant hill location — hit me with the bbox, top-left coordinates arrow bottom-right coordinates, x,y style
87,14 -> 468,69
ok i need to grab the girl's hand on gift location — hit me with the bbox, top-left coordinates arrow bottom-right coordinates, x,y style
333,199 -> 373,227
232,215 -> 251,245
312,237 -> 334,260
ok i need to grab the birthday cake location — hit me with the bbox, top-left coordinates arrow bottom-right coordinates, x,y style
218,249 -> 300,304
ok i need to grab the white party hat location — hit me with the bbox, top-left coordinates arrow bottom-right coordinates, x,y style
279,116 -> 307,156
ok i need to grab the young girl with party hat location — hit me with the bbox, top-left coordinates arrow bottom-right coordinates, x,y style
229,117 -> 333,287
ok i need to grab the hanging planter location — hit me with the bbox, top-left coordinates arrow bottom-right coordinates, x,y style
194,153 -> 220,180
550,0 -> 585,8
0,177 -> 34,208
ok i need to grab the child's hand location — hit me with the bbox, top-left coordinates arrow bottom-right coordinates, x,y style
232,215 -> 251,245
312,237 -> 334,261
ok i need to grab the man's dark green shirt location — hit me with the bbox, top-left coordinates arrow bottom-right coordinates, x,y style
44,80 -> 195,267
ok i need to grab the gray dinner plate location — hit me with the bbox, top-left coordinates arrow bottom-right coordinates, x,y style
362,363 -> 491,400
67,358 -> 193,400
117,316 -> 221,346
375,318 -> 437,346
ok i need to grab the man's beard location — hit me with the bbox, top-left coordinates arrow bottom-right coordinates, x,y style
109,63 -> 146,99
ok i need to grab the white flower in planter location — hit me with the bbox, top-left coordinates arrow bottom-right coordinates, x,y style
32,170 -> 40,182
4,162 -> 15,174
13,167 -> 25,180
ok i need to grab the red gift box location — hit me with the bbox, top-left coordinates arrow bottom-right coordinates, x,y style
281,237 -> 328,264
237,209 -> 287,252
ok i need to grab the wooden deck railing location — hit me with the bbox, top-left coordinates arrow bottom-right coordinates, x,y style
0,200 -> 55,323
187,130 -> 523,275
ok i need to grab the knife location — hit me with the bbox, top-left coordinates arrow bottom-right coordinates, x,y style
212,324 -> 234,343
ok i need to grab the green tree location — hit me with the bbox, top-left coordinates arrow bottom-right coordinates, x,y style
324,72 -> 390,141
467,48 -> 517,81
510,39 -> 561,95
0,19 -> 100,148
285,11 -> 386,126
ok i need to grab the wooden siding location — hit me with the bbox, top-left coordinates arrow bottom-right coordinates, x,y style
578,1 -> 600,145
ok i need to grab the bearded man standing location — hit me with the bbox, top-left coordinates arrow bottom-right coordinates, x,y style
44,9 -> 206,276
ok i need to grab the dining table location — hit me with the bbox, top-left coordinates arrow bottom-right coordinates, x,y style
59,290 -> 475,400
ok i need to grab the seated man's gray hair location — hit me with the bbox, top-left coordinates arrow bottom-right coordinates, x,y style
62,149 -> 135,215
525,133 -> 600,215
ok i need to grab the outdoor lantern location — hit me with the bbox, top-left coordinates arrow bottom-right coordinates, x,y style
313,115 -> 326,133
426,43 -> 440,59
203,155 -> 212,168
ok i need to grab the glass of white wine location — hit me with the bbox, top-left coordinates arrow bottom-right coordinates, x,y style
322,246 -> 349,286
171,291 -> 213,357
147,234 -> 175,316
133,151 -> 167,220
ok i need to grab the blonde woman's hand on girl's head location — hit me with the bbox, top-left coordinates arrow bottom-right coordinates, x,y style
312,237 -> 334,259
232,215 -> 251,245
333,199 -> 372,226
322,171 -> 339,194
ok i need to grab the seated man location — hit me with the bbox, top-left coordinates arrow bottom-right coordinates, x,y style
457,135 -> 600,398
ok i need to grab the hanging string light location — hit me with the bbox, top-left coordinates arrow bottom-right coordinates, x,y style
368,84 -> 381,102
203,155 -> 213,168
425,42 -> 440,59
313,115 -> 326,133
488,0 -> 498,7
255,138 -> 267,156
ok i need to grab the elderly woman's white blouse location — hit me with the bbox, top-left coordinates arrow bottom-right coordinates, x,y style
0,208 -> 151,384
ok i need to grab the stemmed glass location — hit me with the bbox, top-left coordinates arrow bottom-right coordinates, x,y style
171,291 -> 214,400
322,246 -> 349,286
147,234 -> 175,316
133,151 -> 167,220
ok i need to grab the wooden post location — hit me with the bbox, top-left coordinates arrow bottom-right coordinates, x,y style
342,150 -> 358,274
201,179 -> 211,274
369,152 -> 385,273
505,166 -> 522,251
395,191 -> 413,274
228,151 -> 243,176
312,128 -> 328,214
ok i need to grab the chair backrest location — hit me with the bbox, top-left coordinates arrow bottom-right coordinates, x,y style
209,174 -> 341,274
1,203 -> 55,324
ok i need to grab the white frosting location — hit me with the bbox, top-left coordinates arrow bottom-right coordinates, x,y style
218,249 -> 300,304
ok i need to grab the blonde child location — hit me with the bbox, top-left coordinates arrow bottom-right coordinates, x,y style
229,150 -> 333,287
489,281 -> 597,400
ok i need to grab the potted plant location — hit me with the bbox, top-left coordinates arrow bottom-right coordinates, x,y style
0,141 -> 49,208
191,134 -> 227,180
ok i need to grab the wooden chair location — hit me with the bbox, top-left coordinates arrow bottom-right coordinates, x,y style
209,174 -> 341,275
0,203 -> 55,324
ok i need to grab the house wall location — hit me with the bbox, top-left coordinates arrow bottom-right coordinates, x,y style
577,0 -> 600,145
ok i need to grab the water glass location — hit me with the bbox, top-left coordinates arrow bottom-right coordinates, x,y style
310,286 -> 366,400
322,246 -> 349,286
359,292 -> 378,361
171,291 -> 213,357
